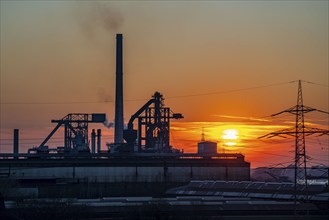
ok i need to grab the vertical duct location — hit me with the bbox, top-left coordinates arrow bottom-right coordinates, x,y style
97,129 -> 101,154
114,33 -> 124,144
91,129 -> 96,154
13,129 -> 19,159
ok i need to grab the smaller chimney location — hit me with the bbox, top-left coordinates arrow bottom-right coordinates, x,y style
13,129 -> 19,159
91,129 -> 96,154
97,129 -> 101,154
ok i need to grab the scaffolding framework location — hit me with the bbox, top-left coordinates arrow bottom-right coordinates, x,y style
29,113 -> 106,154
122,92 -> 183,153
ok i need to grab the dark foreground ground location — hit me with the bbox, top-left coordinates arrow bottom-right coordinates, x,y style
1,196 -> 328,220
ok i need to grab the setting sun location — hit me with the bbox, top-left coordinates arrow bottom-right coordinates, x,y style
222,129 -> 239,146
222,129 -> 239,140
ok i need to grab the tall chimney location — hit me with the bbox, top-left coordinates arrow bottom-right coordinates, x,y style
114,33 -> 124,143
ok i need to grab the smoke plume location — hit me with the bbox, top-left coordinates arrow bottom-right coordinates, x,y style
97,88 -> 113,102
103,117 -> 114,128
76,2 -> 124,39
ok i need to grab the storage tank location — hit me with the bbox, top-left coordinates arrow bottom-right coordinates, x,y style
198,141 -> 217,154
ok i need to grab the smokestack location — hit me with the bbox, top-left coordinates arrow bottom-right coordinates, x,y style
91,129 -> 96,154
97,129 -> 101,154
13,129 -> 19,159
114,33 -> 124,143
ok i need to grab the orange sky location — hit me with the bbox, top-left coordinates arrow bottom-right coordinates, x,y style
169,120 -> 328,168
0,1 -> 328,167
0,107 -> 328,168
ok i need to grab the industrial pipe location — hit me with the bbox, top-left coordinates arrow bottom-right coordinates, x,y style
97,129 -> 101,154
91,129 -> 96,154
13,129 -> 19,159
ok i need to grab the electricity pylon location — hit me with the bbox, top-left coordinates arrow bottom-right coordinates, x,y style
259,80 -> 329,193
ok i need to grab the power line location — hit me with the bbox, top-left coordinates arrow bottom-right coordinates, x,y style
0,99 -> 147,105
267,161 -> 295,168
245,150 -> 292,158
0,134 -> 114,141
166,81 -> 297,99
171,136 -> 293,158
312,158 -> 329,163
308,161 -> 329,167
1,80 -> 325,106
248,159 -> 294,168
0,81 -> 296,105
302,80 -> 329,88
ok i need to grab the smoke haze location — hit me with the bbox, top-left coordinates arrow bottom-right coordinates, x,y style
97,88 -> 113,102
76,2 -> 124,39
103,117 -> 114,128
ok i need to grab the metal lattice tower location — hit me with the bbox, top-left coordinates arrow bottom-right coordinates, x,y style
295,80 -> 307,185
259,80 -> 329,190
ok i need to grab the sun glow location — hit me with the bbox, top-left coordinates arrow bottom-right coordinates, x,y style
222,129 -> 239,146
222,129 -> 239,140
224,142 -> 237,146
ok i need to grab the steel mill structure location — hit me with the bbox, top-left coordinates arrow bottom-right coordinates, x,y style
0,34 -> 250,199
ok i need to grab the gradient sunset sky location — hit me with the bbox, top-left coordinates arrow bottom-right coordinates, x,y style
1,1 -> 328,167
